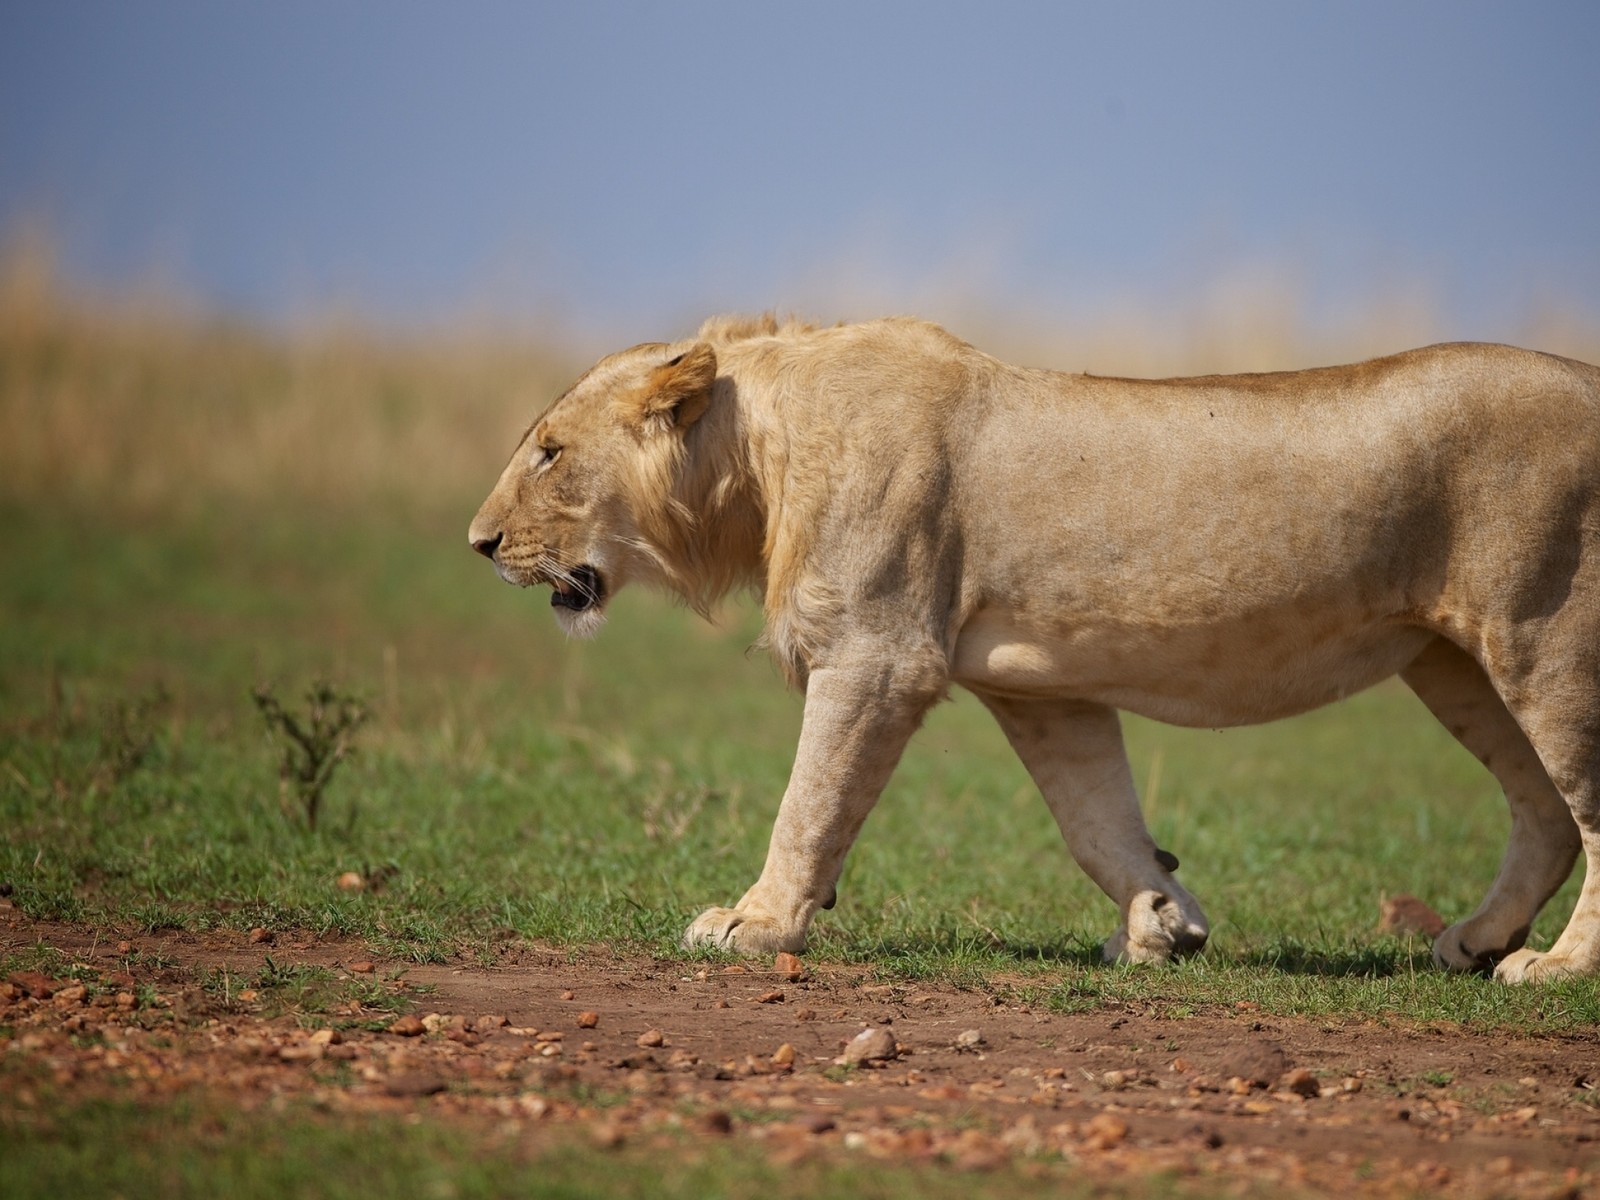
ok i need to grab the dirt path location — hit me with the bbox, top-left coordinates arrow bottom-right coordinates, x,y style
4,910 -> 1598,1196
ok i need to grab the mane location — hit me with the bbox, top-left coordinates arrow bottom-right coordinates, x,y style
695,312 -> 821,346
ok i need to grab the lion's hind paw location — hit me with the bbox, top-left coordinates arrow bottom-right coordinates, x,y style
683,906 -> 804,956
1492,947 -> 1586,983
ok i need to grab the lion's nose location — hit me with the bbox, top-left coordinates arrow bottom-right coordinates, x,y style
471,532 -> 503,560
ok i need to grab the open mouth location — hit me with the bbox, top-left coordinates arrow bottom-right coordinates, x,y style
550,564 -> 604,613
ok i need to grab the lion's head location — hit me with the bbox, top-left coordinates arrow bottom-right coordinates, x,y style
468,339 -> 722,637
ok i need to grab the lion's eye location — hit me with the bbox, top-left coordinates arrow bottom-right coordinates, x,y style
535,444 -> 562,469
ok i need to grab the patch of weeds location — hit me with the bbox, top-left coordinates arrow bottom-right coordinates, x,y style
1420,1069 -> 1454,1087
1,944 -> 70,977
97,685 -> 170,787
251,680 -> 368,832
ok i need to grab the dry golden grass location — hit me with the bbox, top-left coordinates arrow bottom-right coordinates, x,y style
3,233 -> 1596,517
0,238 -> 576,517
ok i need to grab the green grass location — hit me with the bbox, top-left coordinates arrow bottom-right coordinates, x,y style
3,499 -> 1597,1028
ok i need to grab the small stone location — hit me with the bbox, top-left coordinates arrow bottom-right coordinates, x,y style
636,1028 -> 665,1048
534,1029 -> 563,1042
1217,1041 -> 1291,1089
247,927 -> 273,945
774,952 -> 805,981
755,989 -> 785,1004
795,1008 -> 817,1022
115,941 -> 132,954
421,1013 -> 450,1033
475,1014 -> 508,1030
842,1026 -> 898,1065
388,1015 -> 426,1037
804,1114 -> 836,1134
309,1028 -> 341,1046
560,990 -> 575,1000
772,1043 -> 796,1067
576,1011 -> 599,1028
7,972 -> 55,999
53,984 -> 87,1005
233,989 -> 257,1004
1378,894 -> 1446,938
518,1095 -> 549,1118
1080,1113 -> 1130,1151
703,1109 -> 733,1134
335,871 -> 365,892
349,961 -> 375,974
955,1029 -> 985,1049
1283,1068 -> 1320,1098
384,1072 -> 446,1097
279,1042 -> 325,1063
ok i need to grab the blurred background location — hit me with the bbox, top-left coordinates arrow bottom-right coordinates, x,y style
6,1 -> 1600,365
5,1 -> 1600,520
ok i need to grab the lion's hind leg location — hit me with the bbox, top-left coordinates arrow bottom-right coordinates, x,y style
1472,628 -> 1600,983
1400,637 -> 1581,972
979,695 -> 1210,964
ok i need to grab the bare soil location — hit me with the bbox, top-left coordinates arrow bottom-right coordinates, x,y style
4,907 -> 1598,1196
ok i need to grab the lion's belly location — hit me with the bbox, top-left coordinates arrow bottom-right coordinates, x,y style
949,609 -> 1433,727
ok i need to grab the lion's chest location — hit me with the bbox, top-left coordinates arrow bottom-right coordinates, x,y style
949,607 -> 1432,726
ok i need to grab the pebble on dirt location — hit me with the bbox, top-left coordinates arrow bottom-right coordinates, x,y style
349,961 -> 375,974
636,1028 -> 666,1048
773,952 -> 806,981
383,1071 -> 446,1097
955,1029 -> 985,1049
1283,1068 -> 1322,1098
247,927 -> 273,945
388,1014 -> 426,1037
1217,1041 -> 1291,1089
576,1011 -> 599,1028
842,1026 -> 898,1065
1081,1113 -> 1131,1151
755,989 -> 785,1004
335,871 -> 365,892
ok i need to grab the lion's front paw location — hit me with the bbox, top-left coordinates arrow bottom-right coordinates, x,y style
1493,948 -> 1581,984
1432,923 -> 1493,973
1102,889 -> 1209,965
683,906 -> 805,955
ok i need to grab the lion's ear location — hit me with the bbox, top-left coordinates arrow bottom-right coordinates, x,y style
636,343 -> 717,431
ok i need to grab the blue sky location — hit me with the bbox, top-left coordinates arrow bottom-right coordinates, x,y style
4,2 -> 1598,345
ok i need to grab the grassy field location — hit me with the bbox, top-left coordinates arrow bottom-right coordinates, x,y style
5,253 -> 1600,1193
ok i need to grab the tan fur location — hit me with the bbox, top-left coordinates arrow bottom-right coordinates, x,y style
470,316 -> 1600,981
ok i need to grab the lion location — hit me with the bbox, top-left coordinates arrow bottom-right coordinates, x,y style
469,313 -> 1600,982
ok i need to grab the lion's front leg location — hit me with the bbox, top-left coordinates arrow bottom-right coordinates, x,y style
685,661 -> 941,956
979,694 -> 1210,964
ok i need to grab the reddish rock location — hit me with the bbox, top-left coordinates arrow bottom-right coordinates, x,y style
1378,894 -> 1446,938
